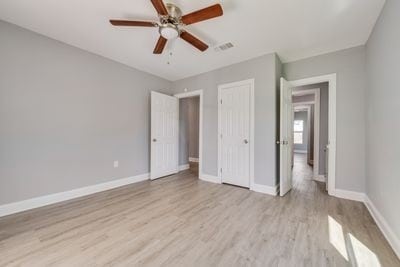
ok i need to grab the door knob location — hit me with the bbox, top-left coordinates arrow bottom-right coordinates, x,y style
152,138 -> 157,142
244,139 -> 249,144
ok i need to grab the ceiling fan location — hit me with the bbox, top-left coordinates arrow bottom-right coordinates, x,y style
109,0 -> 223,54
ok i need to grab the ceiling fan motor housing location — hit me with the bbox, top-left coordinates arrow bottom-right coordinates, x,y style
164,3 -> 182,22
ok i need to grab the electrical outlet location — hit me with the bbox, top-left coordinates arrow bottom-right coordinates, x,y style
113,161 -> 119,168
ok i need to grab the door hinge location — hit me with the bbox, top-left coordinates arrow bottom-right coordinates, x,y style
220,99 -> 222,104
220,168 -> 222,173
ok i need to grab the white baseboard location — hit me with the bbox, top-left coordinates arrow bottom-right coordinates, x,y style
179,164 -> 190,171
313,175 -> 326,182
364,196 -> 400,259
199,173 -> 221,184
188,157 -> 199,163
307,187 -> 399,258
294,150 -> 307,154
251,183 -> 279,196
333,189 -> 366,202
199,174 -> 279,197
0,173 -> 149,218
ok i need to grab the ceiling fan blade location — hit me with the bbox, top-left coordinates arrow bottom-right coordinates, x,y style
109,20 -> 157,27
181,4 -> 223,25
153,36 -> 167,54
180,31 -> 209,52
150,0 -> 169,16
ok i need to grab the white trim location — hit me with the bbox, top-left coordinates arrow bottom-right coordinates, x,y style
314,89 -> 321,180
313,175 -> 326,182
364,196 -> 400,259
188,157 -> 199,162
333,189 -> 365,202
174,90 -> 203,179
294,150 -> 307,154
292,89 -> 317,97
174,90 -> 202,99
293,101 -> 315,105
288,74 -> 336,196
0,173 -> 149,218
292,89 -> 318,96
250,79 -> 255,190
293,104 -> 312,112
199,173 -> 221,184
179,164 -> 190,171
218,79 -> 255,189
251,183 -> 279,196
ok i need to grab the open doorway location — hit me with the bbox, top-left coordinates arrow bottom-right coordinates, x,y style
178,96 -> 200,176
174,90 -> 203,179
279,74 -> 336,196
150,90 -> 203,180
291,83 -> 328,192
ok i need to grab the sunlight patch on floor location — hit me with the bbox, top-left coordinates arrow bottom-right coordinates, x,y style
349,233 -> 381,267
328,215 -> 349,261
328,215 -> 381,266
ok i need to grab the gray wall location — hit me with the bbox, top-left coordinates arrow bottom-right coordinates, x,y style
309,105 -> 314,163
365,0 -> 400,240
284,46 -> 367,193
292,94 -> 315,103
294,111 -> 308,152
293,83 -> 329,176
179,96 -> 199,165
172,54 -> 280,187
0,21 -> 171,205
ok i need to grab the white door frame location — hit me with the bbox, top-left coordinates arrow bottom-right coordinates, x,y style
174,90 -> 203,178
287,74 -> 336,196
217,79 -> 255,189
292,88 -> 321,180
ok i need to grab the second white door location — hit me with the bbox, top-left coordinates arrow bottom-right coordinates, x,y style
151,91 -> 179,180
279,78 -> 294,196
219,80 -> 252,188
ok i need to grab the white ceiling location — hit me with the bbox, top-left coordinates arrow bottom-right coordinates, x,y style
0,0 -> 385,81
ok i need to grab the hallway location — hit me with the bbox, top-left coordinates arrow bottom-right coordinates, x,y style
291,152 -> 326,196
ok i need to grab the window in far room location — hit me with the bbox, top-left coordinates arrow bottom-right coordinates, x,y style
294,120 -> 304,144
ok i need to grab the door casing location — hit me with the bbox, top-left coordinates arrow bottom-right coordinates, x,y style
282,74 -> 337,196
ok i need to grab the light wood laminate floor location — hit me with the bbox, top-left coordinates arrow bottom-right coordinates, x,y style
0,154 -> 399,266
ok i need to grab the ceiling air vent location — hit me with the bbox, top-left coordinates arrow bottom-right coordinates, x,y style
214,42 -> 234,52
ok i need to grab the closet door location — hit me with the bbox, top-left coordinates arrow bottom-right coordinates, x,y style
219,82 -> 251,188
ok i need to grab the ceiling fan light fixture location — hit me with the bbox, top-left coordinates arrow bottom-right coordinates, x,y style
159,23 -> 179,40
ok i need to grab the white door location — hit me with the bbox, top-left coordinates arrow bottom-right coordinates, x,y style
280,78 -> 294,196
219,82 -> 251,188
151,91 -> 179,180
